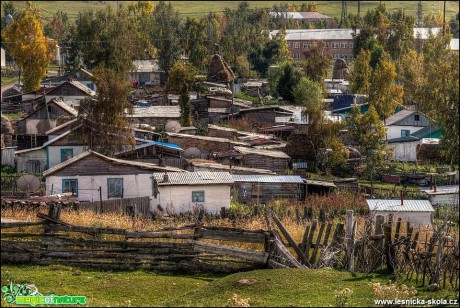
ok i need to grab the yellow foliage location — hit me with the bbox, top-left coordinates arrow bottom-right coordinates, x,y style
2,4 -> 55,92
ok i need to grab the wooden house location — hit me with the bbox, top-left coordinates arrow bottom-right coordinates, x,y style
129,60 -> 163,86
45,118 -> 78,141
127,106 -> 180,128
41,127 -> 87,169
167,133 -> 250,155
41,68 -> 96,91
151,171 -> 234,214
232,174 -> 305,203
115,138 -> 184,160
15,147 -> 47,174
1,146 -> 15,167
208,124 -> 238,140
189,160 -> 275,175
367,199 -> 434,226
16,98 -> 78,136
238,105 -> 279,125
234,146 -> 290,172
421,186 -> 459,210
22,80 -> 96,108
43,150 -> 185,209
384,109 -> 432,140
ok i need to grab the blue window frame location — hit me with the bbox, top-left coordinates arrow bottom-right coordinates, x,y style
107,178 -> 123,198
401,129 -> 411,137
192,191 -> 205,203
62,179 -> 78,196
60,148 -> 74,162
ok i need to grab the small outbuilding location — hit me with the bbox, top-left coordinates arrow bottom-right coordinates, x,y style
366,199 -> 434,226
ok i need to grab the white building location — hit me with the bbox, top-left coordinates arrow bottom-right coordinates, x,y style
367,199 -> 434,226
151,172 -> 234,215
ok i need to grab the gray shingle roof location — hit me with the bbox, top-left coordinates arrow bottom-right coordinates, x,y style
232,175 -> 304,183
128,106 -> 180,118
367,199 -> 434,212
152,171 -> 233,185
384,109 -> 416,126
234,146 -> 290,159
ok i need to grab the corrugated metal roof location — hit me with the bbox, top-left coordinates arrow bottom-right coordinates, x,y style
384,109 -> 416,126
208,124 -> 238,132
167,133 -> 250,146
152,171 -> 233,185
191,161 -> 275,175
234,146 -> 290,159
270,29 -> 357,41
367,199 -> 434,212
128,106 -> 180,118
131,60 -> 161,73
233,175 -> 304,183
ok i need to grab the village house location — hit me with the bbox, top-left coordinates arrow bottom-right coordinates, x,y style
127,106 -> 180,128
167,133 -> 250,156
41,67 -> 96,91
233,146 -> 290,172
15,146 -> 47,174
421,186 -> 459,210
232,174 -> 305,204
16,98 -> 78,136
43,150 -> 185,205
384,109 -> 433,141
367,199 -> 434,226
189,160 -> 276,175
237,105 -> 281,125
129,59 -> 163,87
151,171 -> 234,215
22,80 -> 96,109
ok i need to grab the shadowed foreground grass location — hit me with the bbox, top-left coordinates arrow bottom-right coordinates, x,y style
2,265 -> 458,307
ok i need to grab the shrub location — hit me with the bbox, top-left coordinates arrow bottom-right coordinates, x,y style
369,281 -> 417,306
335,287 -> 353,307
226,293 -> 250,307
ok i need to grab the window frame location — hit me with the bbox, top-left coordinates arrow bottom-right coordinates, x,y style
192,191 -> 205,203
414,114 -> 420,121
60,148 -> 74,163
401,129 -> 411,137
62,179 -> 78,196
107,178 -> 124,199
294,42 -> 300,48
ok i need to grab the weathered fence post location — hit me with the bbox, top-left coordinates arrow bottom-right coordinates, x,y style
384,220 -> 395,274
319,208 -> 326,223
346,210 -> 355,272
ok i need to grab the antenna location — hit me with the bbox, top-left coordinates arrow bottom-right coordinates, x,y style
183,147 -> 202,159
340,1 -> 348,28
17,175 -> 41,197
164,120 -> 182,133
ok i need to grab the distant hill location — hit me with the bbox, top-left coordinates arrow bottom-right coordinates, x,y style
10,1 -> 459,22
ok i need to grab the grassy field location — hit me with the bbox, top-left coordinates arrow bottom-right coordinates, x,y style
11,1 -> 458,21
1,265 -> 458,307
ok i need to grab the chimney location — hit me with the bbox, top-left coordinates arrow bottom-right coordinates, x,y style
162,172 -> 169,183
400,190 -> 404,206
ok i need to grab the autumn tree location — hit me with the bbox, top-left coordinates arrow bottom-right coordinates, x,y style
347,105 -> 388,181
301,40 -> 331,84
396,49 -> 425,106
43,10 -> 70,42
369,55 -> 403,121
348,49 -> 372,95
2,3 -> 55,92
147,1 -> 182,76
293,77 -> 324,124
74,66 -> 133,157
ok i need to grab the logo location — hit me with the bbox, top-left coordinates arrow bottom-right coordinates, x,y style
1,282 -> 86,306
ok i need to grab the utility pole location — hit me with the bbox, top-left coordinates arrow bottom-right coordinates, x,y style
417,1 -> 423,26
340,1 -> 347,28
357,1 -> 360,16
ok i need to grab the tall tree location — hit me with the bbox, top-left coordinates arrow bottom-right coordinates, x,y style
348,49 -> 371,95
148,1 -> 182,76
276,63 -> 297,102
396,49 -> 425,106
347,105 -> 388,181
178,84 -> 192,127
2,2 -> 55,92
74,66 -> 133,157
43,10 -> 69,42
293,77 -> 324,125
302,40 -> 331,84
182,17 -> 207,71
386,9 -> 415,60
369,55 -> 403,121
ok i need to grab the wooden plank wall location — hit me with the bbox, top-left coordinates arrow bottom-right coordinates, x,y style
80,196 -> 151,217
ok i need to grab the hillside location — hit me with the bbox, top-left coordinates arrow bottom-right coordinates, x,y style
10,1 -> 459,22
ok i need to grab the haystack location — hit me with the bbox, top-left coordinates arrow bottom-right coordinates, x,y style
207,54 -> 235,83
1,115 -> 14,148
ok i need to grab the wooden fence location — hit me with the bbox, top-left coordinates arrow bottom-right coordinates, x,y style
79,196 -> 151,217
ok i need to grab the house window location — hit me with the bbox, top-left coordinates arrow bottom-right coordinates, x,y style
107,178 -> 123,199
401,129 -> 411,137
192,191 -> 205,203
60,148 -> 73,162
287,42 -> 291,48
414,114 -> 420,121
294,42 -> 300,48
62,179 -> 78,196
341,42 -> 347,48
293,53 -> 300,59
349,43 -> 353,48
303,42 -> 309,48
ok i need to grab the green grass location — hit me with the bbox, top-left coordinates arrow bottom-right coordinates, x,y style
1,76 -> 18,86
12,1 -> 458,22
2,265 -> 457,307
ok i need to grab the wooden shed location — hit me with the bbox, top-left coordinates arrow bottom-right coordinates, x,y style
366,199 -> 434,226
207,124 -> 238,140
232,174 -> 305,203
234,146 -> 290,172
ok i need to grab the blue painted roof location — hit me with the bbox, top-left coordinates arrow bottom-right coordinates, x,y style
154,140 -> 184,151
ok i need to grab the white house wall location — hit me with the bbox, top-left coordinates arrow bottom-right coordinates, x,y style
386,125 -> 424,140
47,145 -> 87,169
153,185 -> 231,215
373,210 -> 433,226
387,141 -> 419,162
